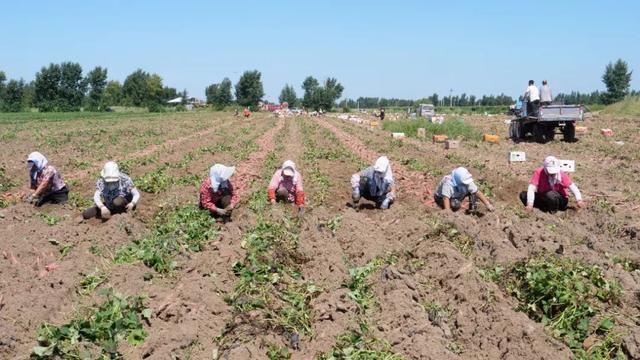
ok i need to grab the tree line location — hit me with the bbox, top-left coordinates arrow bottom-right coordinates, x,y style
204,72 -> 344,112
340,93 -> 514,109
0,63 -> 186,113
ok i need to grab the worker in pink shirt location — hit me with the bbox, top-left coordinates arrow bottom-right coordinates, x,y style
267,160 -> 305,215
520,156 -> 586,213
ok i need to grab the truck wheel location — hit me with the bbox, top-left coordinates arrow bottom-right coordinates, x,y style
533,123 -> 547,143
563,122 -> 576,142
509,122 -> 522,141
545,126 -> 556,141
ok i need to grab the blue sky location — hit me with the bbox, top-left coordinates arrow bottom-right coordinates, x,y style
1,0 -> 638,101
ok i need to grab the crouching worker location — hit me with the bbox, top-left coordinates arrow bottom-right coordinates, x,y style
351,156 -> 395,209
268,160 -> 305,215
520,156 -> 585,213
435,167 -> 494,212
83,161 -> 140,220
200,164 -> 239,220
26,152 -> 69,206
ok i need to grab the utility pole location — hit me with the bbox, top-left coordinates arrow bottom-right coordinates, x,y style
449,89 -> 453,107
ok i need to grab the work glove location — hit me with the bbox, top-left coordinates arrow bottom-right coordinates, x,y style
385,191 -> 396,201
486,203 -> 495,212
126,202 -> 136,212
215,207 -> 227,216
270,199 -> 276,205
100,206 -> 111,219
380,198 -> 391,210
25,193 -> 34,203
525,205 -> 534,213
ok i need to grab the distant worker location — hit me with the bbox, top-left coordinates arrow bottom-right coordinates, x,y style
234,108 -> 239,117
520,156 -> 586,213
351,156 -> 395,210
268,160 -> 305,215
434,167 -> 494,213
379,108 -> 386,121
25,152 -> 68,206
540,80 -> 553,106
523,80 -> 540,117
200,164 -> 239,220
243,108 -> 251,118
82,161 -> 140,220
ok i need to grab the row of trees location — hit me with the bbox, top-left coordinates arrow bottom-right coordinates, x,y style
340,93 -> 514,109
205,72 -> 344,112
0,63 -> 183,112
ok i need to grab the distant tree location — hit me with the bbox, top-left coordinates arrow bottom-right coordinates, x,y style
235,70 -> 264,107
103,80 -> 122,107
162,86 -> 179,101
85,66 -> 108,111
0,71 -> 6,102
301,76 -> 320,109
123,69 -> 151,106
301,76 -> 343,111
206,77 -> 233,110
1,79 -> 25,112
430,93 -> 439,105
22,81 -> 35,109
145,74 -> 164,112
34,62 -> 86,112
279,84 -> 297,107
602,59 -> 632,104
469,95 -> 476,105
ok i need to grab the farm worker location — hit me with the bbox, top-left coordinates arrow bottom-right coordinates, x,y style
268,160 -> 305,214
200,164 -> 239,218
25,152 -> 68,206
82,161 -> 141,220
434,167 -> 495,212
540,80 -> 553,106
234,108 -> 239,117
523,80 -> 540,117
379,108 -> 386,121
351,156 -> 395,210
520,156 -> 586,213
243,108 -> 251,118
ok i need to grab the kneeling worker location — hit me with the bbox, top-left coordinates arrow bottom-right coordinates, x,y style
351,156 -> 395,210
520,156 -> 585,212
83,161 -> 140,219
200,164 -> 239,219
268,160 -> 305,214
435,167 -> 494,212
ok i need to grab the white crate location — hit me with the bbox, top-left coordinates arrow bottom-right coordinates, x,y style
559,160 -> 575,172
509,151 -> 526,162
391,132 -> 406,139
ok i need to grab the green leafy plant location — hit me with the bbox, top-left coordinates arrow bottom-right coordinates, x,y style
115,205 -> 220,272
77,269 -> 109,296
318,324 -> 405,360
489,256 -> 623,356
37,213 -> 61,226
32,288 -> 150,358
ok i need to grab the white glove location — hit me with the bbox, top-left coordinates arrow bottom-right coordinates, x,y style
100,206 -> 111,219
486,203 -> 495,212
381,198 -> 391,209
126,202 -> 135,212
386,192 -> 396,201
215,207 -> 227,216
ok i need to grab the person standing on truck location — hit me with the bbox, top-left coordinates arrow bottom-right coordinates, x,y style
540,80 -> 553,106
379,108 -> 385,121
523,80 -> 540,116
520,156 -> 586,213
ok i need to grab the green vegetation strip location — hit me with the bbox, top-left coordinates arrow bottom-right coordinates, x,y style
480,256 -> 624,359
32,288 -> 151,358
382,118 -> 481,141
298,118 -> 364,205
114,205 -> 220,273
317,256 -> 405,359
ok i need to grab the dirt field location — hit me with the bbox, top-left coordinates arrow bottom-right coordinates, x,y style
0,111 -> 638,359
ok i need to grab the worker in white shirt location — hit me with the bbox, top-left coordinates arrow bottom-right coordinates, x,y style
540,80 -> 553,106
524,80 -> 540,117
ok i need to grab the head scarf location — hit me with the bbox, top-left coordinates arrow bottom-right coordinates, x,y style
451,167 -> 473,188
282,160 -> 296,177
27,152 -> 48,182
373,156 -> 393,183
209,164 -> 236,192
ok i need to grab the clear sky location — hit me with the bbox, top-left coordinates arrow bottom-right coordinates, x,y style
1,0 -> 638,102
